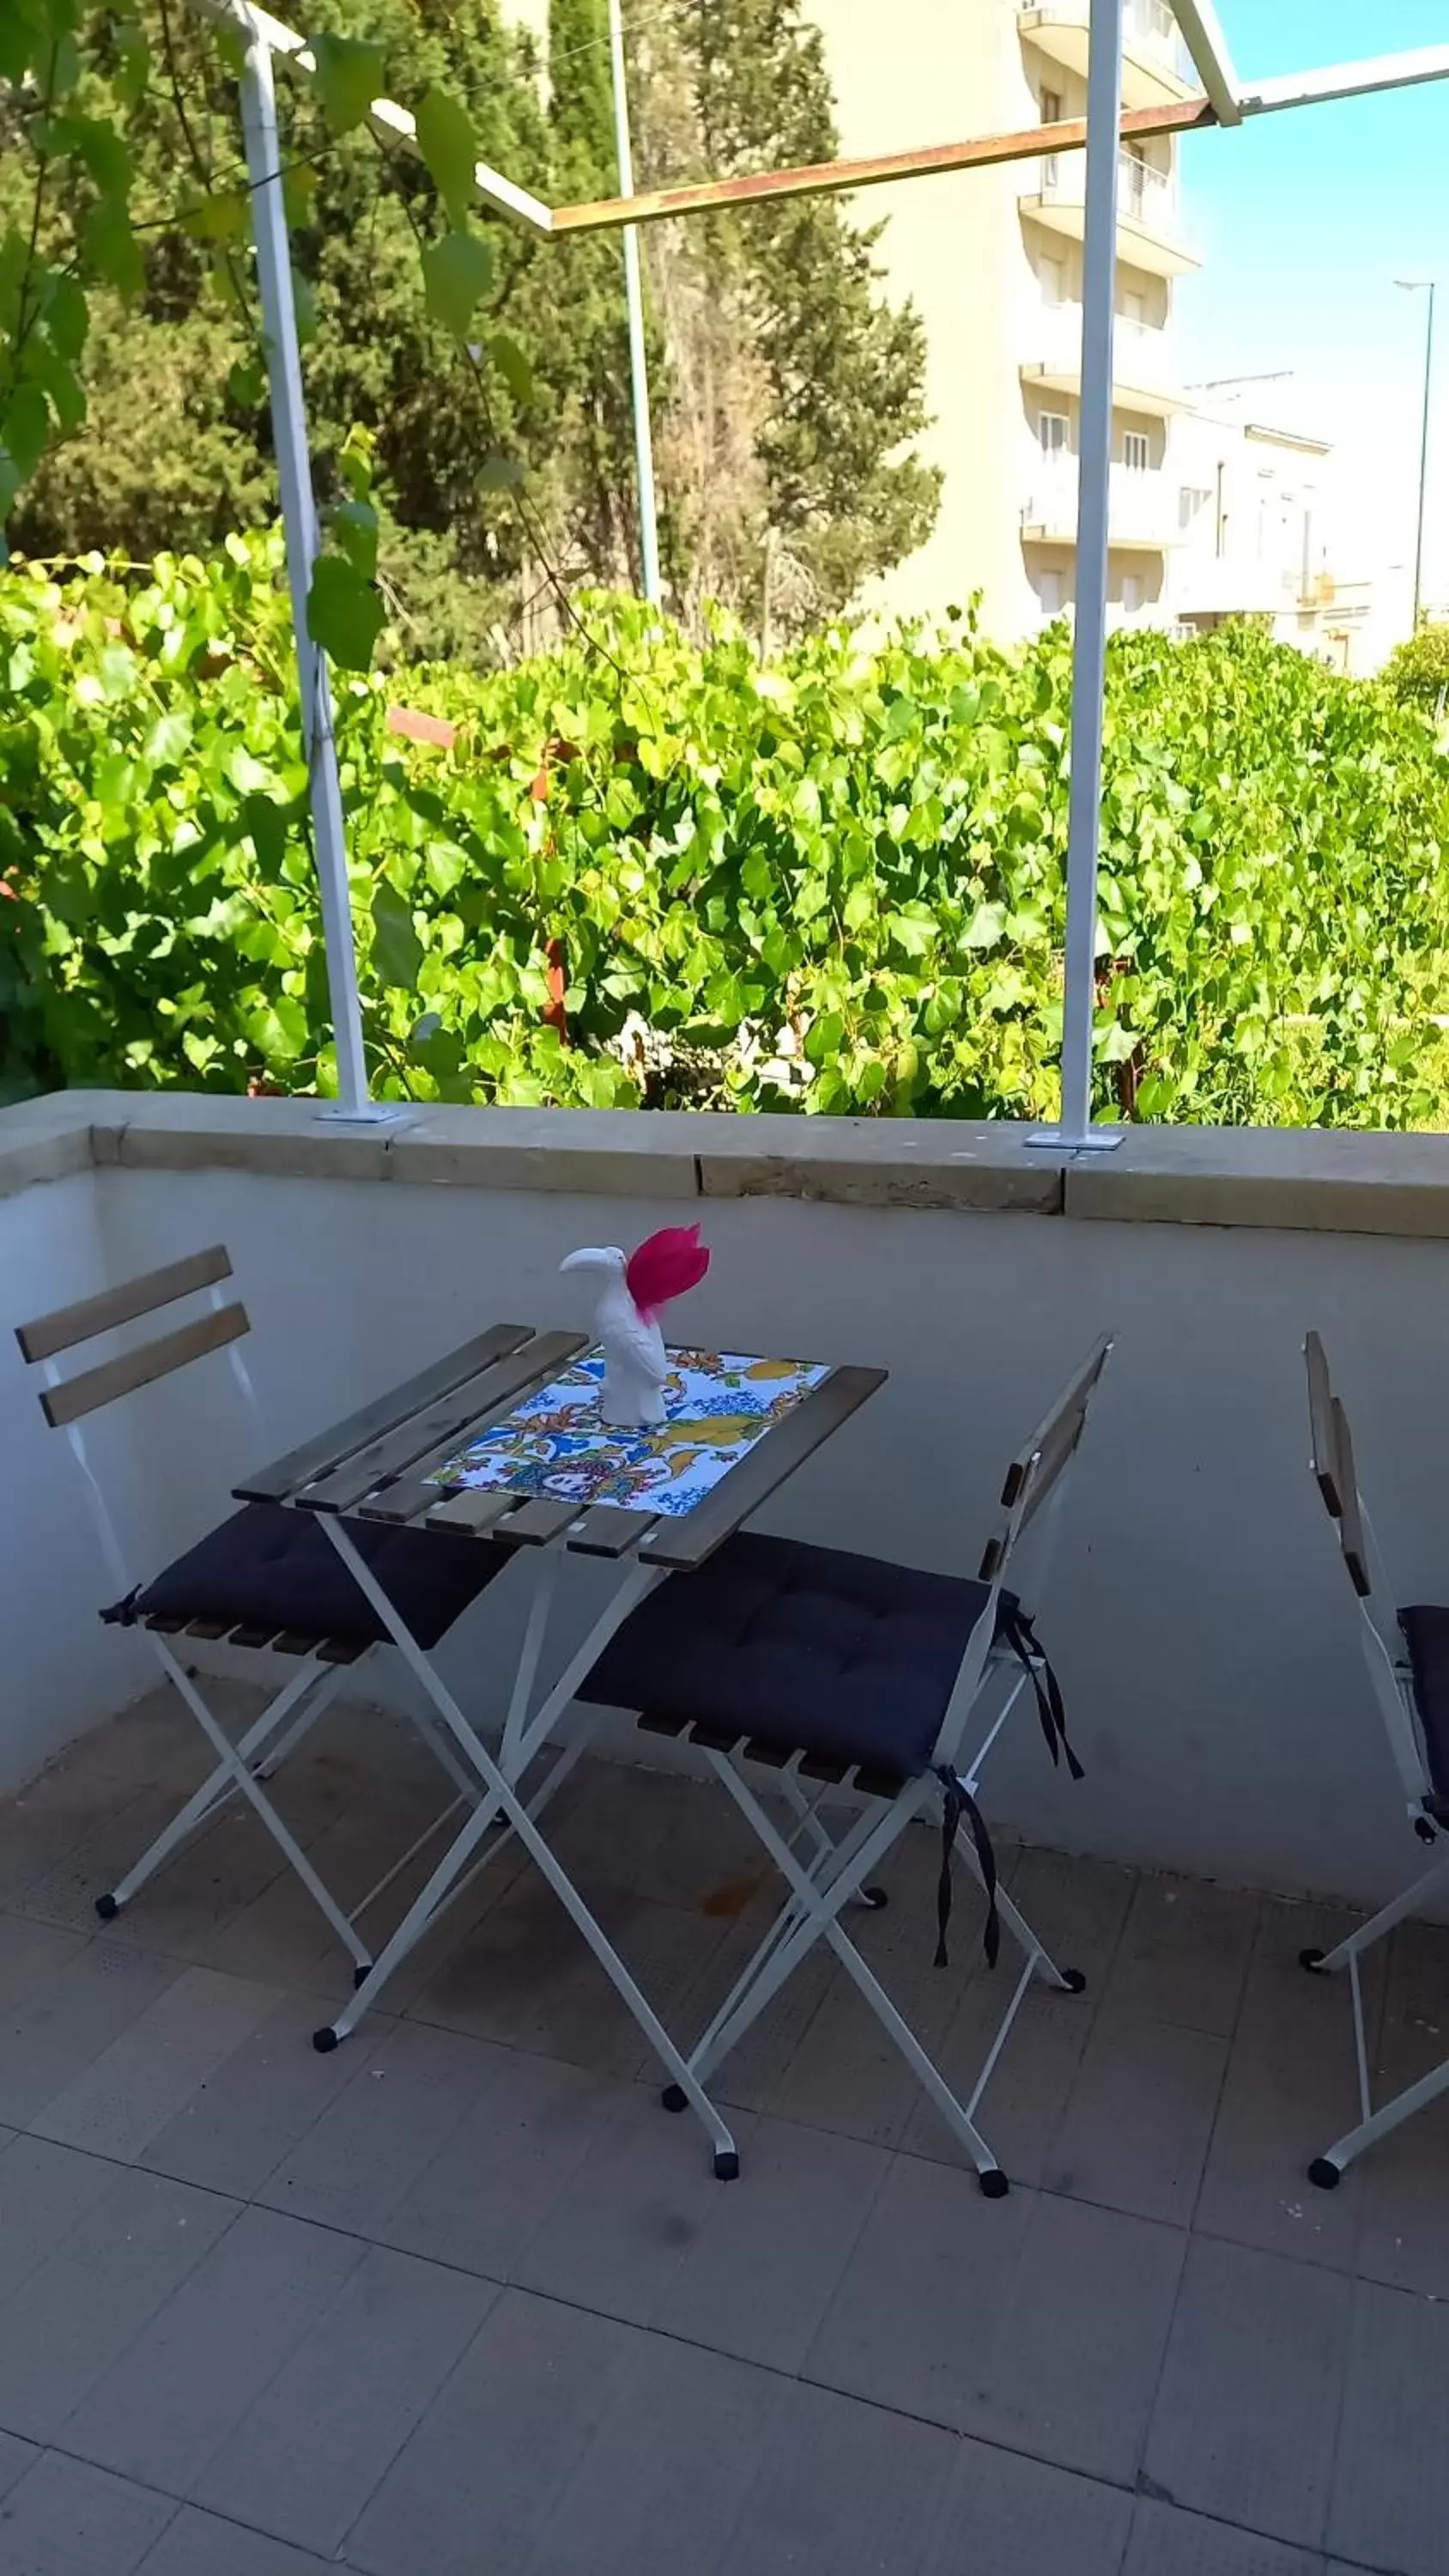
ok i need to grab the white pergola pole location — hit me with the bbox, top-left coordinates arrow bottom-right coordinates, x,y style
607,0 -> 662,603
239,15 -> 373,1115
1050,0 -> 1126,1151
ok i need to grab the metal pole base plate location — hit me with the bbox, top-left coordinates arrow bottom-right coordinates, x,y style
313,1103 -> 409,1127
1023,1126 -> 1126,1152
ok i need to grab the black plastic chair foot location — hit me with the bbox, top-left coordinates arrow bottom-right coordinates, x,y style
1059,1965 -> 1088,1995
94,1893 -> 119,1923
979,2167 -> 1010,2199
860,1885 -> 888,1911
312,2026 -> 341,2054
713,2148 -> 740,2181
1300,1947 -> 1327,1972
661,2083 -> 688,2114
1307,2155 -> 1343,2190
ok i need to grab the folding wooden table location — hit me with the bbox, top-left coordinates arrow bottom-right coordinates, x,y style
236,1321 -> 884,2176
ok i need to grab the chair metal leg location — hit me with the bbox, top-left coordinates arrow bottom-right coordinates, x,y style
1301,1844 -> 1449,1974
949,1820 -> 1086,1995
776,1769 -> 886,1910
1309,2050 -> 1449,2187
680,1802 -> 886,2087
1301,1840 -> 1449,2189
686,1788 -> 918,2087
149,1643 -> 371,1969
690,1759 -> 1010,2193
101,1656 -> 348,1915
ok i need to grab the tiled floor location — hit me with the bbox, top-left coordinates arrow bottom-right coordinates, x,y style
1,1680 -> 1446,2576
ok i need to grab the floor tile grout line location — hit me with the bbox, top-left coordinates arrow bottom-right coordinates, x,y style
10,1916 -> 1418,2324
8,2433 -> 345,2566
12,2005 -> 1409,2306
97,2203 -> 1316,2573
2,1758 -> 1438,2576
24,2351 -> 1385,2576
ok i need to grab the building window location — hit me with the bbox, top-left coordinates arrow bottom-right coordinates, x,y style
1039,569 -> 1064,616
1039,410 -> 1070,457
1122,572 -> 1144,613
1179,484 -> 1211,529
1040,252 -> 1067,308
1123,430 -> 1151,472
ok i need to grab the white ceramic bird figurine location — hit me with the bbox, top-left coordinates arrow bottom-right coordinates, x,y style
560,1225 -> 711,1429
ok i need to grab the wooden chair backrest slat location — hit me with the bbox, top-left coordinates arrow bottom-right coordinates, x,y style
979,1335 -> 1113,1583
1304,1330 -> 1342,1517
39,1303 -> 251,1429
16,1246 -> 233,1364
1331,1395 -> 1373,1600
1303,1335 -> 1373,1599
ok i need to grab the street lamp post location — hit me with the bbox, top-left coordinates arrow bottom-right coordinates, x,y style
1396,278 -> 1436,632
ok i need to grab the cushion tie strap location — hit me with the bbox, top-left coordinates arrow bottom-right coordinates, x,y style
100,1586 -> 142,1629
934,1766 -> 1000,1971
999,1604 -> 1084,1783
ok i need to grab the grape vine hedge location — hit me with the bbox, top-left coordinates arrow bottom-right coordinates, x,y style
4,532 -> 1449,1125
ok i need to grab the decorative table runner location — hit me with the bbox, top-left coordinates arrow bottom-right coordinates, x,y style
430,1348 -> 829,1519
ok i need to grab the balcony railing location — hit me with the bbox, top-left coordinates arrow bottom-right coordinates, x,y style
1026,147 -> 1198,271
1127,0 -> 1196,82
1025,307 -> 1184,408
1019,0 -> 1197,93
1022,458 -> 1177,549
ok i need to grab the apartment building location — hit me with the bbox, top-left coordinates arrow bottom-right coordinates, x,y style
1171,404 -> 1399,672
503,0 -> 1222,640
810,0 -> 1200,636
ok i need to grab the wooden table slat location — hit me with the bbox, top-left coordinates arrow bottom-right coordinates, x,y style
501,1497 -> 580,1546
233,1323 -> 537,1504
358,1331 -> 587,1505
567,1507 -> 659,1559
427,1488 -> 522,1536
353,1478 -> 459,1528
296,1332 -> 585,1515
638,1364 -> 887,1571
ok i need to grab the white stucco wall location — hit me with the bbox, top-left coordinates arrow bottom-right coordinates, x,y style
0,1170 -> 153,1784
7,1118 -> 1449,1915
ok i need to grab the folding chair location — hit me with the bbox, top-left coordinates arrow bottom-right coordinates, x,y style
572,1335 -> 1113,2196
1299,1331 -> 1449,2188
15,1248 -> 517,1978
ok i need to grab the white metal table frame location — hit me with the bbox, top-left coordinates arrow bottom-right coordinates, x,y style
239,1326 -> 887,2177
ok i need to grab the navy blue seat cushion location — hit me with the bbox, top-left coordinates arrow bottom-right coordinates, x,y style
105,1501 -> 513,1651
1397,1605 -> 1449,1823
579,1530 -> 1002,1784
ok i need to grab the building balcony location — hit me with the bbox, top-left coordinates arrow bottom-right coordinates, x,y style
1019,0 -> 1200,110
1021,459 -> 1179,550
0,1087 -> 1446,2576
1021,145 -> 1201,279
1021,310 -> 1188,419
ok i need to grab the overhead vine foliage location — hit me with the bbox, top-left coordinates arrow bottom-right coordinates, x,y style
4,535 -> 1449,1123
0,0 -> 539,676
0,0 -> 146,552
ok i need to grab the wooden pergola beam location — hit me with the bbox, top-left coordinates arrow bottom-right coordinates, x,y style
549,96 -> 1216,235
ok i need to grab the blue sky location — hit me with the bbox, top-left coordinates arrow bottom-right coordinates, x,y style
1178,0 -> 1448,607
